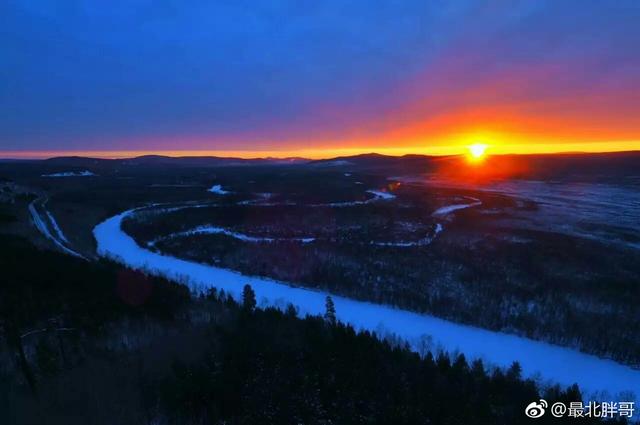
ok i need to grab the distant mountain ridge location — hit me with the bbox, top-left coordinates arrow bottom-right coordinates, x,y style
26,150 -> 640,183
42,155 -> 310,167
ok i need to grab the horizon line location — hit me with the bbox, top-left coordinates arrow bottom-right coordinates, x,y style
2,141 -> 640,160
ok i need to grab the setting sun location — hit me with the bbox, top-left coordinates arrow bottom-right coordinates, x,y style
468,143 -> 488,160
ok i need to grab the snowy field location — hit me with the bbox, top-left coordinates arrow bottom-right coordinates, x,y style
94,207 -> 640,399
483,180 -> 640,249
410,176 -> 640,249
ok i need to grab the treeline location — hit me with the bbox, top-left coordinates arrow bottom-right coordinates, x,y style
0,234 -> 190,395
0,235 -> 625,424
0,235 -> 190,332
150,218 -> 640,366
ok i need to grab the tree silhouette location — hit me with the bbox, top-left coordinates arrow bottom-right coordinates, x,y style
243,284 -> 257,311
324,295 -> 336,324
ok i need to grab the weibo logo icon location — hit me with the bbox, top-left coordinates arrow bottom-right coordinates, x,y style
525,399 -> 548,418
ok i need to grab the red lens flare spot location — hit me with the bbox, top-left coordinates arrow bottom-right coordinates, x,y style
116,270 -> 152,306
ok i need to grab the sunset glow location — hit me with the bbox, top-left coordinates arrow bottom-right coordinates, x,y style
2,140 -> 639,160
1,1 -> 639,158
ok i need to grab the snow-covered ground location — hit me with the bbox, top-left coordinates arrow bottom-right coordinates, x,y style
406,175 -> 640,249
29,199 -> 86,259
149,225 -> 315,246
482,181 -> 640,248
208,184 -> 230,195
94,208 -> 640,399
236,193 -> 284,206
41,170 -> 95,177
228,188 -> 396,208
46,210 -> 69,244
432,197 -> 482,216
142,189 -> 434,248
366,189 -> 396,200
310,189 -> 396,207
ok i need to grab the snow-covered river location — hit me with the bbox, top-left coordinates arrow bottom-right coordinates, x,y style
93,208 -> 640,399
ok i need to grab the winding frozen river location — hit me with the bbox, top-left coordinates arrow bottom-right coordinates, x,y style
94,208 -> 640,399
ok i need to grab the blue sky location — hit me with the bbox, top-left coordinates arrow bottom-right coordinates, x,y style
2,0 -> 639,156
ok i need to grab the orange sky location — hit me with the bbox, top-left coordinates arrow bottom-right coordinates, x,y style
3,2 -> 639,160
2,140 -> 639,160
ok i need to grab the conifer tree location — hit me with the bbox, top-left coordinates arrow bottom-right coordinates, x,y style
242,284 -> 256,311
506,361 -> 522,381
324,295 -> 336,324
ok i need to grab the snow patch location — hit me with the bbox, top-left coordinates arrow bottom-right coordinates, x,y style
152,225 -> 315,245
371,238 -> 432,247
366,190 -> 396,200
42,170 -> 95,177
208,184 -> 230,195
237,193 -> 277,205
45,210 -> 69,244
432,198 -> 482,216
29,200 -> 85,259
237,189 -> 393,208
309,189 -> 395,208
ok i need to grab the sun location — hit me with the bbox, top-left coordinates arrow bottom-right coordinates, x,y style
467,143 -> 488,161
